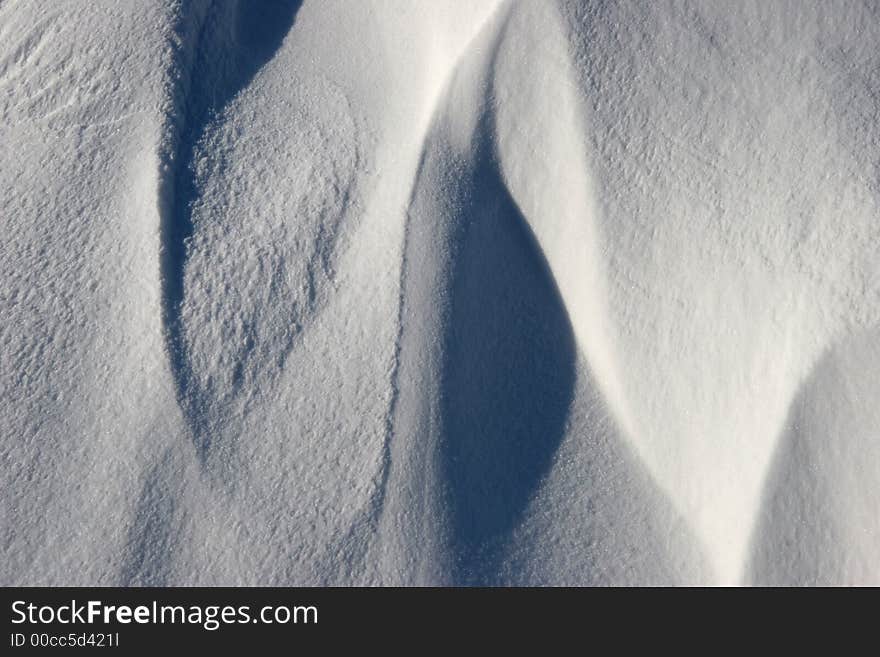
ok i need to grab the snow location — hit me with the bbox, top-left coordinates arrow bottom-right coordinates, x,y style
1,0 -> 878,586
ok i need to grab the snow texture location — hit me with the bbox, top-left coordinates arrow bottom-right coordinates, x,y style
2,0 -> 879,585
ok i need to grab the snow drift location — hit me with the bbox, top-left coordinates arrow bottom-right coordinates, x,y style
2,0 -> 878,585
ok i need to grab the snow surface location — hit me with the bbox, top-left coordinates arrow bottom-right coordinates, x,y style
2,0 -> 879,585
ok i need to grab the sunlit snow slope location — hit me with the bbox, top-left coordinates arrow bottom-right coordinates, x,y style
2,0 -> 879,585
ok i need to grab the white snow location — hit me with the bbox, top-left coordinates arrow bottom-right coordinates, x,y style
1,0 -> 878,585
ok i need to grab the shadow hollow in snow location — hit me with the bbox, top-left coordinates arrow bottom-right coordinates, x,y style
440,150 -> 577,584
159,1 -> 303,455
